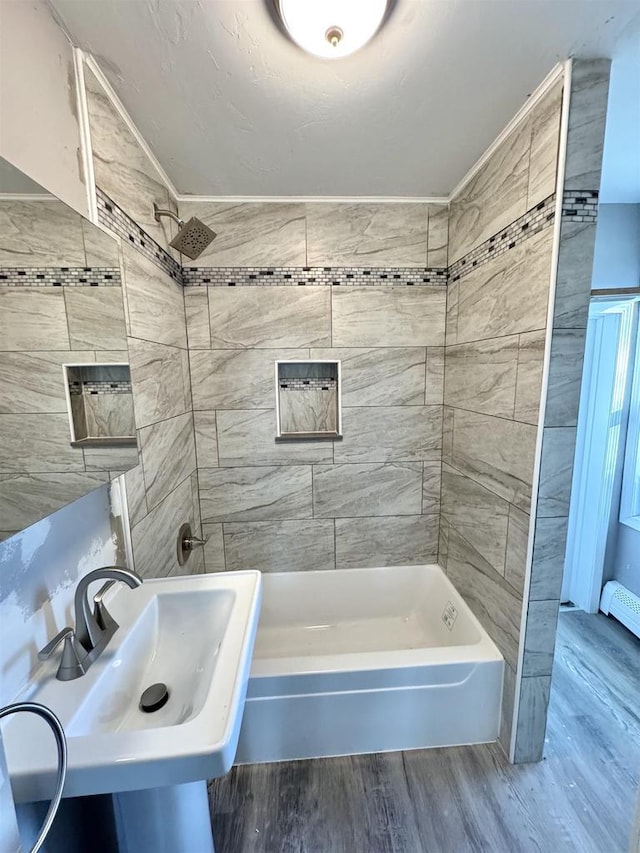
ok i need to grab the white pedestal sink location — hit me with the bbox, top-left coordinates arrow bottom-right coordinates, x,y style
3,571 -> 262,852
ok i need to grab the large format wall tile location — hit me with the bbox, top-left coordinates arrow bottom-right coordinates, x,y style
313,462 -> 423,518
193,411 -> 218,468
335,515 -> 438,569
522,599 -> 560,676
332,287 -> 445,348
513,330 -> 545,424
184,288 -> 211,349
422,461 -> 442,513
505,504 -> 530,596
0,414 -> 83,472
81,220 -> 120,267
527,80 -> 563,208
0,288 -> 69,351
446,526 -> 522,669
190,348 -> 304,410
209,286 -> 330,348
564,60 -> 611,189
445,336 -> 518,418
448,118 -> 531,263
441,463 -> 510,574
224,520 -> 335,572
122,246 -> 187,349
82,444 -> 139,472
201,523 -> 226,573
179,202 -> 306,267
123,459 -> 147,528
84,65 -> 178,254
451,409 -> 537,510
199,465 -> 312,523
455,229 -> 552,344
306,203 -> 428,267
216,409 -> 333,466
0,351 -> 94,414
425,347 -> 445,405
0,472 -> 108,533
544,328 -> 586,427
513,676 -> 552,763
139,412 -> 196,510
0,200 -> 85,267
310,347 -> 426,406
64,287 -> 127,351
335,406 -> 441,463
128,339 -> 191,428
529,516 -> 569,600
553,221 -> 597,329
536,427 -> 576,517
130,474 -> 202,579
427,205 -> 449,267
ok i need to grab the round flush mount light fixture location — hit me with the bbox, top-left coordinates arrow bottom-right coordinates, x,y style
276,0 -> 389,59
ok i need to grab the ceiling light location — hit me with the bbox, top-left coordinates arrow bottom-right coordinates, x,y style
277,0 -> 389,59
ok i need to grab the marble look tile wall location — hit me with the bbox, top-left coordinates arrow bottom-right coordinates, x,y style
440,78 -> 564,759
178,202 -> 447,270
83,65 -> 180,257
187,279 -> 445,573
0,195 -> 132,534
115,241 -> 203,578
448,79 -> 564,264
512,60 -> 611,764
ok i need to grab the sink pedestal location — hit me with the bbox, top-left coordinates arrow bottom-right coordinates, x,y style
113,780 -> 215,853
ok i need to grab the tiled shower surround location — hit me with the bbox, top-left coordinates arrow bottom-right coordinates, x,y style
82,56 -> 609,764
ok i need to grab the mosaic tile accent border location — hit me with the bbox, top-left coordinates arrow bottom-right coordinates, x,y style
449,194 -> 556,283
561,190 -> 598,223
91,188 -> 598,292
69,380 -> 132,396
0,267 -> 121,287
280,377 -> 337,390
95,187 -> 183,284
182,266 -> 448,287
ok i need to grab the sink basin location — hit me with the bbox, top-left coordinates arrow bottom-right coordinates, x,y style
3,571 -> 262,802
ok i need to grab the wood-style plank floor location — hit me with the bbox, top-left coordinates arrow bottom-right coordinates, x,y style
209,612 -> 640,853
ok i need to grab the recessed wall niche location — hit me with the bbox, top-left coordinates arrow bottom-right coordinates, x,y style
63,363 -> 136,447
275,360 -> 342,440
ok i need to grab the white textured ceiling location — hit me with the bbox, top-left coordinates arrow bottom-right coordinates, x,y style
51,0 -> 640,199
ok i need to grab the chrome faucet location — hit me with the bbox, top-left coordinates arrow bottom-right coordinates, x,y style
39,566 -> 143,681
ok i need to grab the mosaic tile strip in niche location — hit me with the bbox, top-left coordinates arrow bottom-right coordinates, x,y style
182,266 -> 448,287
561,190 -> 598,223
280,377 -> 337,390
0,267 -> 121,287
95,187 -> 183,285
449,194 -> 556,283
69,380 -> 133,396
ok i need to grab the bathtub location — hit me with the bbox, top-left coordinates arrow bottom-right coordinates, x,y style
235,564 -> 503,764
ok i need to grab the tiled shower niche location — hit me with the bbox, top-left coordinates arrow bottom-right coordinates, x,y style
275,361 -> 342,440
64,363 -> 136,447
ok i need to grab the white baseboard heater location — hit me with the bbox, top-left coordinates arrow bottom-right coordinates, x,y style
600,581 -> 640,640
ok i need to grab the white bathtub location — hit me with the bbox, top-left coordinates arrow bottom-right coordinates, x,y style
235,564 -> 503,764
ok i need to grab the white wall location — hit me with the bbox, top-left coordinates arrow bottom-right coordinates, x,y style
0,0 -> 88,216
592,204 -> 640,289
0,483 -> 126,706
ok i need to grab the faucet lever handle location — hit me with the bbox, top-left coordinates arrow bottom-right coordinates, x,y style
38,628 -> 87,680
38,627 -> 76,661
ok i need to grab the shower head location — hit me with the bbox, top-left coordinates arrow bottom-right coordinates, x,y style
153,204 -> 217,261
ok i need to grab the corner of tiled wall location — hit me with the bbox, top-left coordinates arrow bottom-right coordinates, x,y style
82,56 -> 203,580
441,70 -> 566,760
512,58 -> 611,764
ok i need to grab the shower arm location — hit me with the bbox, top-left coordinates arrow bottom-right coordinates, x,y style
153,203 -> 184,228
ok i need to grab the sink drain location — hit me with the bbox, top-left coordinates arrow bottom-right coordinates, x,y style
140,683 -> 169,713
